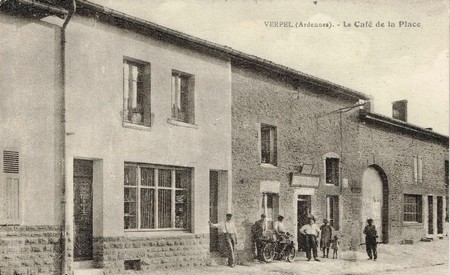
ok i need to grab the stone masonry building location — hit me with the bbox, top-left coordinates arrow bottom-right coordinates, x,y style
230,61 -> 449,261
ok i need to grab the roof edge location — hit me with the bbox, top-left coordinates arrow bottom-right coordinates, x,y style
360,110 -> 449,144
76,0 -> 371,101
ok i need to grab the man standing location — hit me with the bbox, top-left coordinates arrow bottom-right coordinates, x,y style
252,214 -> 267,260
363,218 -> 378,260
210,213 -> 238,267
299,217 -> 321,261
273,215 -> 287,236
320,219 -> 333,258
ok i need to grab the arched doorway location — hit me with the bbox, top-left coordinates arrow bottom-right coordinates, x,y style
361,165 -> 389,243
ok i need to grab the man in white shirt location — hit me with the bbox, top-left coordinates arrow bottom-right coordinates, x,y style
273,215 -> 286,236
210,213 -> 238,267
299,217 -> 321,261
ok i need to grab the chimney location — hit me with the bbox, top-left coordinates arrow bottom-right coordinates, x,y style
392,100 -> 408,122
359,99 -> 373,112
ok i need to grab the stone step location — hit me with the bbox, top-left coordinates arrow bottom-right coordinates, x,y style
73,268 -> 104,275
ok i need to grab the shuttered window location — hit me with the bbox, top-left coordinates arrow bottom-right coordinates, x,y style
1,150 -> 20,224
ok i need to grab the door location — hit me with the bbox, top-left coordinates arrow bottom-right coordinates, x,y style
74,159 -> 94,261
209,171 -> 219,252
428,196 -> 434,235
437,196 -> 443,234
297,195 -> 311,251
361,167 -> 386,243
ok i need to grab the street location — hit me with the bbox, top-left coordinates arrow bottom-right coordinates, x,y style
152,238 -> 448,275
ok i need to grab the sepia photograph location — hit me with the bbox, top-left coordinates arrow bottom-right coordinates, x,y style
0,0 -> 448,274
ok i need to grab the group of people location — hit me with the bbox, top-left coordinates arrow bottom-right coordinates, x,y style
210,213 -> 379,268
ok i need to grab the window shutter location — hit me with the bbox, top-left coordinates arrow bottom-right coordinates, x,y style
3,151 -> 19,174
2,150 -> 20,223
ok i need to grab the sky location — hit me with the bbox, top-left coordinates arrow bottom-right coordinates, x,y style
92,0 -> 449,135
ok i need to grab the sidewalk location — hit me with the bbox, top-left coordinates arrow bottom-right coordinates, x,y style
152,238 -> 448,275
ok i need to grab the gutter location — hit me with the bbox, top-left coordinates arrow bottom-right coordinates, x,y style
61,1 -> 76,274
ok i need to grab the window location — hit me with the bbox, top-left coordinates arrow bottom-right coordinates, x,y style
260,124 -> 277,166
171,71 -> 195,124
326,196 -> 339,230
325,158 -> 339,186
403,194 -> 422,223
445,160 -> 448,190
1,150 -> 20,224
124,164 -> 191,230
413,155 -> 423,183
123,59 -> 151,127
261,193 -> 278,229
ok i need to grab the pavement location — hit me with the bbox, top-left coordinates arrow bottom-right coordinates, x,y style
152,238 -> 448,275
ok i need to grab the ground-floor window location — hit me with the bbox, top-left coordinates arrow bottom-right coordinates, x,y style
124,163 -> 191,230
403,194 -> 422,223
261,193 -> 279,229
1,150 -> 20,225
326,196 -> 339,230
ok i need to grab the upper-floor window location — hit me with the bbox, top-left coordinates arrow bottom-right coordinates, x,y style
445,160 -> 448,189
123,59 -> 151,127
413,155 -> 423,183
171,71 -> 195,124
325,157 -> 340,186
1,150 -> 20,225
403,194 -> 422,223
124,163 -> 191,231
260,124 -> 277,166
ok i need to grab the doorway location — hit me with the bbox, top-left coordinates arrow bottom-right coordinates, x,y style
428,196 -> 434,235
361,166 -> 389,243
73,159 -> 94,261
209,171 -> 219,252
297,195 -> 311,251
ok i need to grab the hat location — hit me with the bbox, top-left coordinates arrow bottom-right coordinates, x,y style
261,214 -> 266,218
277,215 -> 284,220
323,219 -> 329,223
226,213 -> 233,217
367,218 -> 373,222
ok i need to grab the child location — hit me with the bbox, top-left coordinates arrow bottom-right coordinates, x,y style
331,235 -> 339,259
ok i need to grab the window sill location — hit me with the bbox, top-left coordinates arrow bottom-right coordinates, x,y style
260,163 -> 278,169
123,122 -> 151,131
403,221 -> 422,226
124,229 -> 192,238
167,118 -> 198,129
324,183 -> 339,187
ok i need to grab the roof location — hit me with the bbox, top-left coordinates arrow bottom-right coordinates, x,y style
359,110 -> 449,144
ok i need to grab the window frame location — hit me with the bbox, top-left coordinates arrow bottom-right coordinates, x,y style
124,163 -> 191,231
260,124 -> 278,166
413,155 -> 423,184
323,153 -> 340,186
171,70 -> 195,124
326,195 -> 339,230
261,192 -> 279,230
403,194 -> 423,223
123,58 -> 151,128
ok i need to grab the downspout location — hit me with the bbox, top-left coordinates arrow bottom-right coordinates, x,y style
61,1 -> 76,275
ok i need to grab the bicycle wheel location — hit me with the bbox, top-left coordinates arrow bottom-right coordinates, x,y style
287,246 -> 296,262
261,243 -> 275,263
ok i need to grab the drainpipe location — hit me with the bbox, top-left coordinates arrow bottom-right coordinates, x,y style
61,1 -> 76,275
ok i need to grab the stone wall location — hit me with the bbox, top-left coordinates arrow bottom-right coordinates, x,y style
230,64 -> 448,260
0,226 -> 62,275
93,234 -> 209,274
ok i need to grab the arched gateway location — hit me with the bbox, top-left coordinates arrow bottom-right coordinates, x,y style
361,165 -> 389,243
